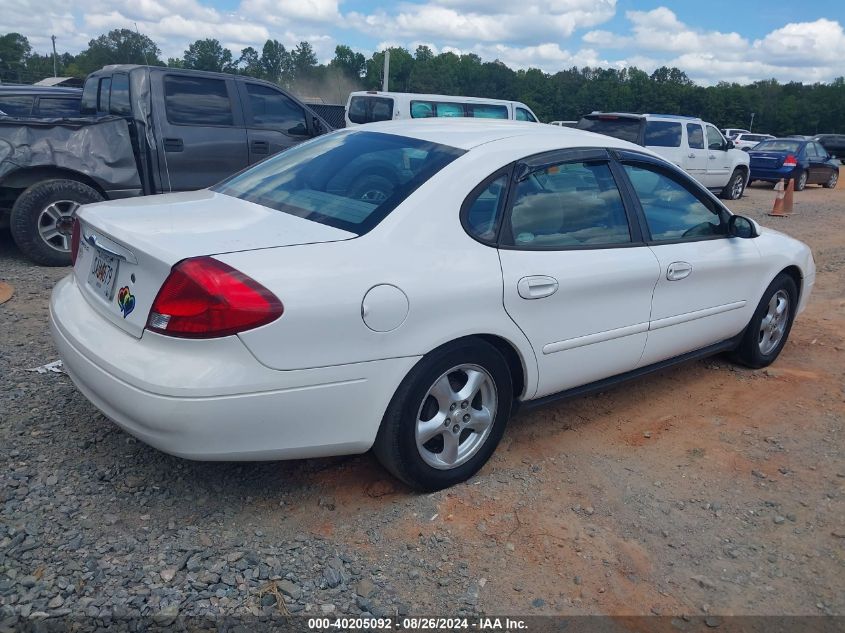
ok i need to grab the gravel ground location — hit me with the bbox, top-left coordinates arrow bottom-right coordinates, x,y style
1,179 -> 843,627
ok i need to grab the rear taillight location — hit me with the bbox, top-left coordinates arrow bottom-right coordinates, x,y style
70,219 -> 80,265
783,154 -> 798,167
146,257 -> 283,338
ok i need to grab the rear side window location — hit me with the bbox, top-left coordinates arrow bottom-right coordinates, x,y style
109,74 -> 131,116
164,76 -> 233,126
411,101 -> 465,118
687,124 -> 704,149
213,131 -> 464,235
97,78 -> 111,113
624,163 -> 726,242
577,117 -> 642,144
644,121 -> 682,147
466,103 -> 508,119
505,161 -> 631,248
348,96 -> 393,124
35,97 -> 80,118
245,83 -> 307,135
464,174 -> 508,242
515,107 -> 537,122
0,96 -> 34,116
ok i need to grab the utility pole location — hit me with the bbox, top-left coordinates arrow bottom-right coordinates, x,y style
382,49 -> 390,92
749,112 -> 755,133
51,35 -> 58,77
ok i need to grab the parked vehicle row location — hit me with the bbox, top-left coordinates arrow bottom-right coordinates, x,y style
0,65 -> 331,265
51,119 -> 815,490
732,133 -> 775,151
576,112 -> 750,200
748,138 -> 839,190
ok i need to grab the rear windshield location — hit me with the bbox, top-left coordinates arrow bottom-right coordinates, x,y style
754,140 -> 801,153
348,96 -> 394,124
213,131 -> 465,235
576,116 -> 642,144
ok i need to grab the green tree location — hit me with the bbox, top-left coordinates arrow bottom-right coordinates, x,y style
329,45 -> 365,79
238,46 -> 262,77
182,39 -> 234,72
260,39 -> 292,85
291,41 -> 318,81
75,28 -> 163,74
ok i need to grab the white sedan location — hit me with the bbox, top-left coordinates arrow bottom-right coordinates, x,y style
50,120 -> 815,491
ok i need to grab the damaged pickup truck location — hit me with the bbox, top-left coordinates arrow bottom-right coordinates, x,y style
0,65 -> 331,265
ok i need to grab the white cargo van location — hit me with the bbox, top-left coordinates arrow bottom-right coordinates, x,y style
345,91 -> 540,127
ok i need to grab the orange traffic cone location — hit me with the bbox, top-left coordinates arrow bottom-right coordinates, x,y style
769,178 -> 790,217
783,177 -> 795,213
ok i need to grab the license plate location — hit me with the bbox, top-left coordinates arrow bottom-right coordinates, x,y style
87,249 -> 119,300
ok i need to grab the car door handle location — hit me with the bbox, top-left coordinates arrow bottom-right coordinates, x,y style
517,275 -> 559,299
667,261 -> 693,281
163,137 -> 183,152
688,153 -> 696,159
251,140 -> 269,154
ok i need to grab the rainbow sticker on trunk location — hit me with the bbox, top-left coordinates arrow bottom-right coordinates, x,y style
117,286 -> 135,318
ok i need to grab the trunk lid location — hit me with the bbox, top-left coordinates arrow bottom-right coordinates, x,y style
72,189 -> 355,338
748,150 -> 788,169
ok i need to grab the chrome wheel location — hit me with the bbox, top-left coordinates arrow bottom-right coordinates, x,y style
415,364 -> 497,470
796,171 -> 807,191
730,173 -> 744,199
827,172 -> 838,188
37,200 -> 79,253
758,289 -> 790,355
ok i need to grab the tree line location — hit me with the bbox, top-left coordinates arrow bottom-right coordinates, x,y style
2,30 -> 843,134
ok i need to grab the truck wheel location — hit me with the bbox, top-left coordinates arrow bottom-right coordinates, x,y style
721,169 -> 746,200
10,179 -> 103,266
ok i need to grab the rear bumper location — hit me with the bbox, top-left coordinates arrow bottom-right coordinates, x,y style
750,166 -> 800,182
49,275 -> 419,460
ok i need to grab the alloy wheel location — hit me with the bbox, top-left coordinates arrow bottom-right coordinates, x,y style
37,200 -> 79,253
758,289 -> 790,355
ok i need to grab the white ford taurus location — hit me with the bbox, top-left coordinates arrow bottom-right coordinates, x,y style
50,119 -> 815,490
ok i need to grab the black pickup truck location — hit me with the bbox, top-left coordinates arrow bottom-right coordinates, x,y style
0,65 -> 330,265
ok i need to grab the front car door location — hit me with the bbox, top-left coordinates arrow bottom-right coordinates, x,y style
616,152 -> 763,366
495,149 -> 660,398
704,124 -> 731,188
237,82 -> 312,164
153,71 -> 248,191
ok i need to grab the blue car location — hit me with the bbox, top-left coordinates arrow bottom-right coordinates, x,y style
748,138 -> 839,191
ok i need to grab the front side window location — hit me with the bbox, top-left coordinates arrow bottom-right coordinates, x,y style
504,161 -> 630,248
623,163 -> 726,242
466,103 -> 508,119
35,97 -> 80,118
0,96 -> 34,116
164,76 -> 233,126
705,125 -> 725,150
686,124 -> 704,149
645,121 -> 682,147
245,83 -> 307,135
109,74 -> 131,116
214,131 -> 464,235
515,107 -> 537,122
464,174 -> 508,242
348,96 -> 393,124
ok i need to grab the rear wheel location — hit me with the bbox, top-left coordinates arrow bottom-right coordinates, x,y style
823,171 -> 839,189
373,340 -> 512,491
10,179 -> 103,266
721,169 -> 746,200
793,170 -> 808,191
731,273 -> 798,369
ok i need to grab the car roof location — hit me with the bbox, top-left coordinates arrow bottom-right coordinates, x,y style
348,91 -> 528,107
585,112 -> 704,122
0,85 -> 82,96
343,118 -> 649,152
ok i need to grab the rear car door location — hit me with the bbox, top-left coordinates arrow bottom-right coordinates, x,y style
617,153 -> 762,366
643,120 -> 684,173
807,142 -> 833,184
495,149 -> 660,398
153,71 -> 248,191
704,124 -> 731,188
238,82 -> 312,164
684,123 -> 708,182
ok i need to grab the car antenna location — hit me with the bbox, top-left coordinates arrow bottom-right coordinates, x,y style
134,22 -> 150,67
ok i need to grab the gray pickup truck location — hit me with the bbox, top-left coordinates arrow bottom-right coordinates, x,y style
0,65 -> 330,265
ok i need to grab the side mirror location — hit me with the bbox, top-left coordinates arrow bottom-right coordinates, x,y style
312,116 -> 326,136
728,215 -> 757,239
725,139 -> 735,150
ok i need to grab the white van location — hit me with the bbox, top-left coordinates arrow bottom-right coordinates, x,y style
345,91 -> 540,127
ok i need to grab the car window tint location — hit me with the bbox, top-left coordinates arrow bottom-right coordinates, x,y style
506,161 -> 630,248
705,125 -> 724,150
0,96 -> 34,116
214,131 -> 464,235
465,103 -> 508,119
645,121 -> 682,147
80,79 -> 98,114
410,101 -> 435,118
805,143 -> 818,158
35,97 -> 80,117
465,174 -> 508,242
515,107 -> 536,122
624,164 -> 726,241
164,76 -> 233,126
755,140 -> 800,153
97,78 -> 111,113
435,102 -> 465,118
348,96 -> 393,124
109,74 -> 131,116
245,83 -> 307,135
686,124 -> 704,149
577,117 -> 642,143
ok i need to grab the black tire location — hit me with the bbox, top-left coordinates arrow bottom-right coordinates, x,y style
731,273 -> 798,369
349,174 -> 394,204
793,170 -> 807,192
10,179 -> 103,266
823,170 -> 839,189
721,169 -> 746,200
373,339 -> 513,491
